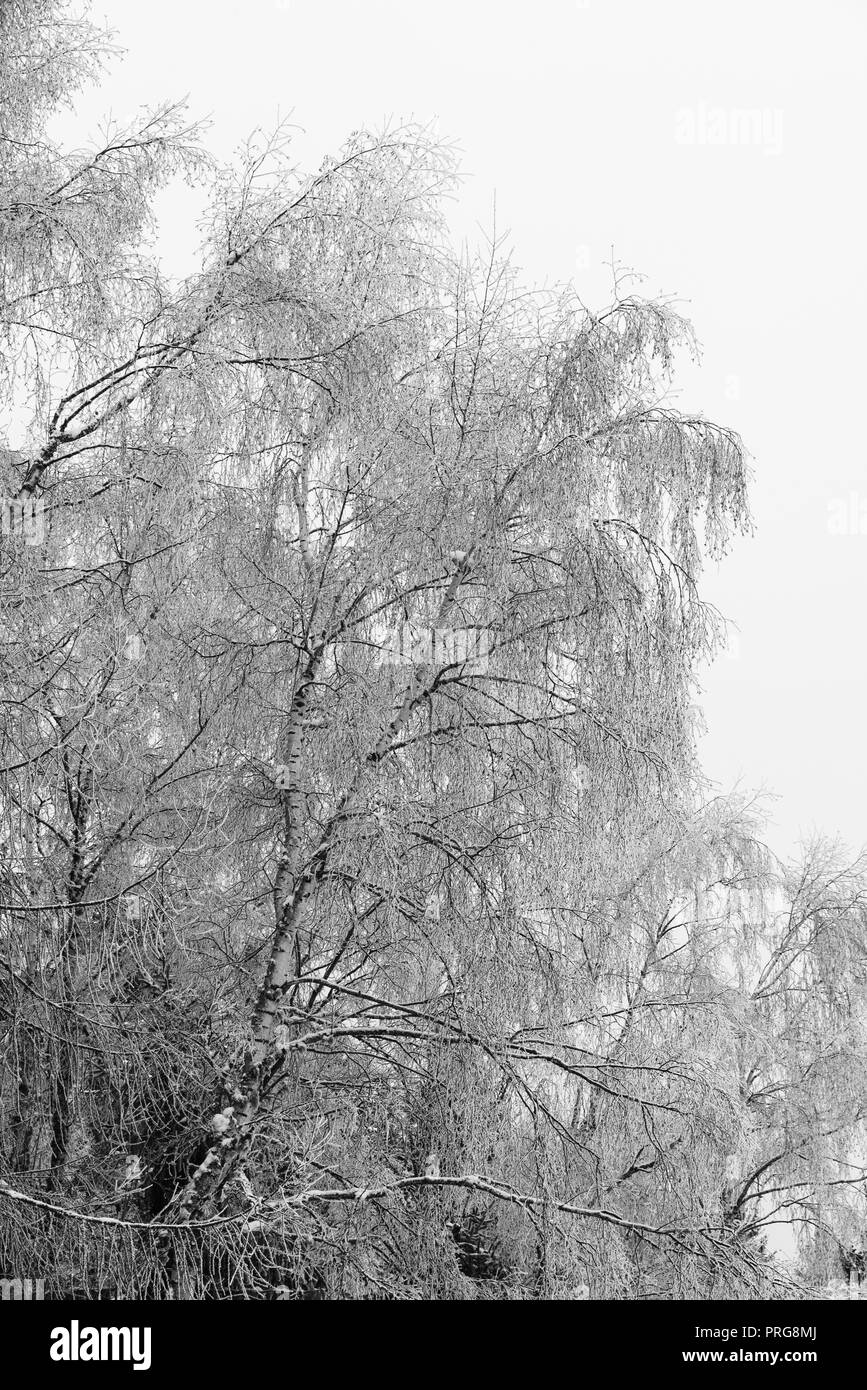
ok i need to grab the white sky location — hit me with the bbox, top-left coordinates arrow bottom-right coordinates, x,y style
63,0 -> 867,861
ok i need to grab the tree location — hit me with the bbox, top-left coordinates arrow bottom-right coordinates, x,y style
4,0 -> 837,1301
721,841 -> 867,1287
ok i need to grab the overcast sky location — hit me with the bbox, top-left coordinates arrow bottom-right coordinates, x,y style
64,0 -> 867,862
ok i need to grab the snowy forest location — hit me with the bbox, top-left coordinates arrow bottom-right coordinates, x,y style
1,0 -> 867,1301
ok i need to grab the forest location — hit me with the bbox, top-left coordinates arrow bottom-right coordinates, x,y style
1,0 -> 866,1301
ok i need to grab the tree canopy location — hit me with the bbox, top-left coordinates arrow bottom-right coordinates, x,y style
1,0 -> 865,1301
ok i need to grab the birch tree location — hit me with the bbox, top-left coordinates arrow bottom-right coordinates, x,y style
0,0 -> 826,1301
